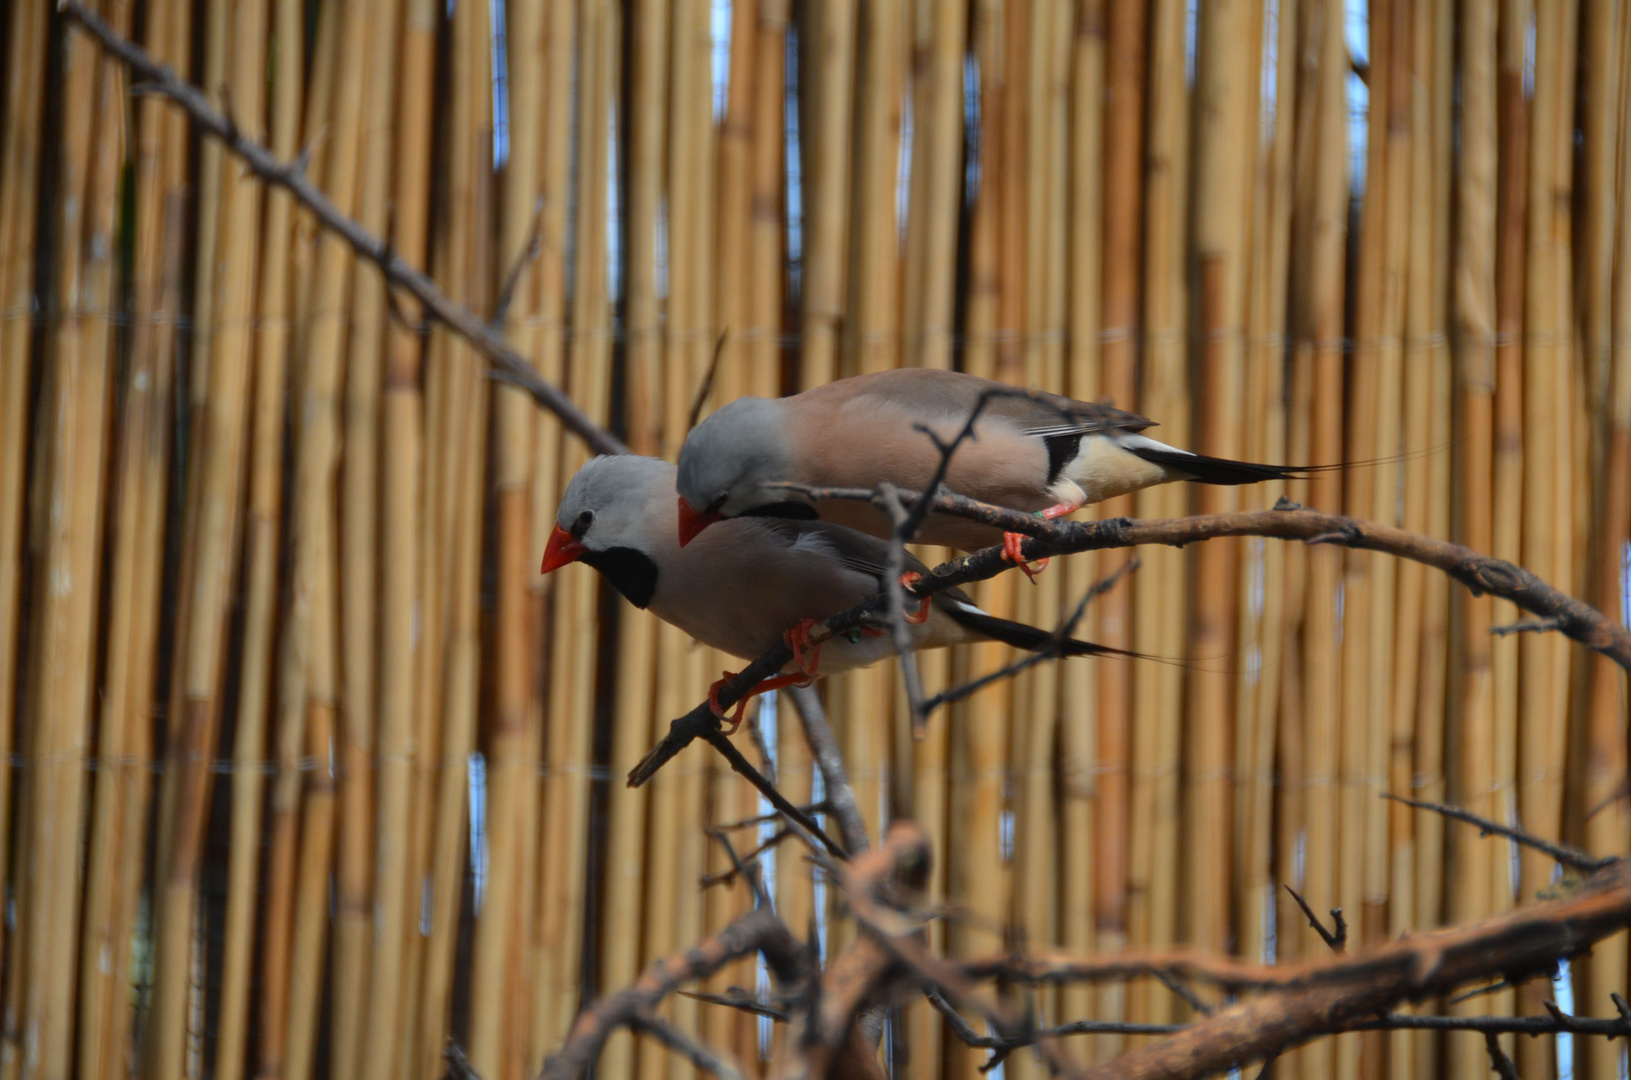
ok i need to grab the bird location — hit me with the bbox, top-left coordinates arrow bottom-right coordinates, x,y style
674,368 -> 1323,578
541,454 -> 1132,728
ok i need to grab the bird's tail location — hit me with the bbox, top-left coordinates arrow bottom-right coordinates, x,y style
1123,443 -> 1305,486
939,602 -> 1142,659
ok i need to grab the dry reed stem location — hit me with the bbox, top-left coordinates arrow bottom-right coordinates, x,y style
75,0 -> 176,1072
0,0 -> 49,1019
329,0 -> 399,1068
1096,0 -> 1148,1044
17,3 -> 118,1068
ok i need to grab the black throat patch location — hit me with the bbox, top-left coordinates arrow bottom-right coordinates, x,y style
580,547 -> 659,609
738,500 -> 820,521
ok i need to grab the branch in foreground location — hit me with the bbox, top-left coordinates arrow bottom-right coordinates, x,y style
62,0 -> 628,458
540,907 -> 802,1080
1069,857 -> 1631,1080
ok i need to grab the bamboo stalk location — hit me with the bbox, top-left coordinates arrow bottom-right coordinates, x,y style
1292,4 -> 1351,1076
0,0 -> 50,1025
1097,0 -> 1150,1047
360,0 -> 434,1074
1189,0 -> 1257,965
714,0 -> 758,400
798,0 -> 856,389
329,0 -> 399,1068
16,0 -> 120,1067
1580,10 -> 1631,1079
1060,0 -> 1106,1060
287,522 -> 342,1080
748,0 -> 787,398
76,0 -> 176,1074
1237,0 -> 1298,981
469,0 -> 544,1065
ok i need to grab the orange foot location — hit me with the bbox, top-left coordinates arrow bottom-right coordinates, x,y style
1000,503 -> 1080,582
708,670 -> 812,735
1001,530 -> 1049,582
897,571 -> 931,624
784,618 -> 824,680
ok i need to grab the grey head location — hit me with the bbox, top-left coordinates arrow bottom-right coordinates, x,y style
675,397 -> 810,519
555,454 -> 676,556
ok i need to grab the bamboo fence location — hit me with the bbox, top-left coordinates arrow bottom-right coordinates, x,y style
0,1 -> 1629,1078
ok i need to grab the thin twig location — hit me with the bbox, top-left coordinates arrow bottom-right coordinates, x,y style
1383,793 -> 1614,872
1490,616 -> 1565,637
443,1042 -> 483,1080
700,729 -> 847,860
61,0 -> 628,457
1154,968 -> 1216,1016
1283,885 -> 1348,953
877,483 -> 930,728
705,829 -> 771,908
679,988 -> 792,1021
492,197 -> 543,327
687,330 -> 730,432
786,684 -> 870,855
629,1015 -> 747,1080
1483,1031 -> 1523,1080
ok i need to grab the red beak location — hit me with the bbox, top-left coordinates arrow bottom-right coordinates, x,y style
540,525 -> 588,574
676,497 -> 723,547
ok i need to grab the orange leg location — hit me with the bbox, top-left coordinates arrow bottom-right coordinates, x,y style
999,502 -> 1080,582
707,670 -> 813,735
784,617 -> 824,680
897,571 -> 931,624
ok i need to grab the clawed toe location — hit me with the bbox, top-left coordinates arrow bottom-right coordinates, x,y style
1000,531 -> 1049,582
897,571 -> 931,623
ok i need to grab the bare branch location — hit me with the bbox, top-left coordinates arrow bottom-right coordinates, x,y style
540,907 -> 796,1080
764,486 -> 1631,672
687,331 -> 730,432
629,1015 -> 747,1080
1283,885 -> 1347,954
786,685 -> 870,855
1383,794 -> 1612,872
1483,1031 -> 1522,1080
491,197 -> 544,328
61,0 -> 628,457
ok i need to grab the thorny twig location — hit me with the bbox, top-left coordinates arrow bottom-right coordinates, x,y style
1283,885 -> 1348,953
62,0 -> 629,457
1384,793 -> 1613,873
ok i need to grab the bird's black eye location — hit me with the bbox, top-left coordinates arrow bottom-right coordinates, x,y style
705,493 -> 728,514
572,509 -> 594,537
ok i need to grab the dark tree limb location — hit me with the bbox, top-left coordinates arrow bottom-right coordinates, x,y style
1384,794 -> 1613,872
540,907 -> 798,1080
61,0 -> 628,457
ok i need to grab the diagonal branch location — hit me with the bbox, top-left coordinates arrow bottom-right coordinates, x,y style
62,0 -> 628,457
1383,793 -> 1613,873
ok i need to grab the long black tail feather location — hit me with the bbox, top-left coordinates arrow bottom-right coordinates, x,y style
1125,445 -> 1305,486
941,603 -> 1139,659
